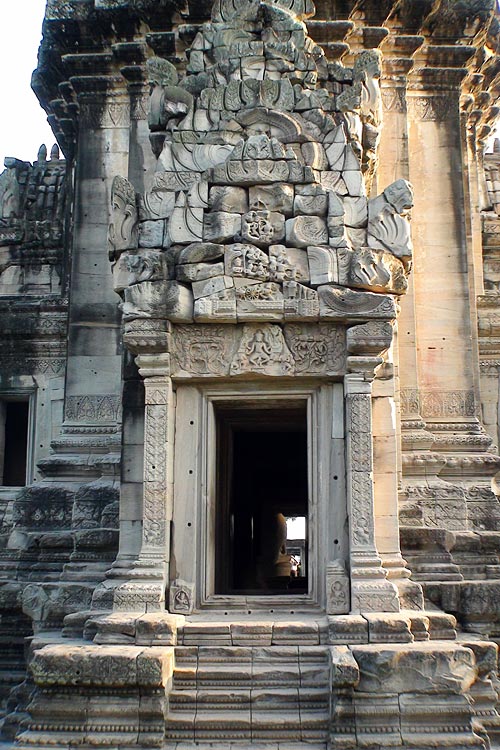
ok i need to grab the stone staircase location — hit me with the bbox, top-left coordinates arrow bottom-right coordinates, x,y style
165,644 -> 331,744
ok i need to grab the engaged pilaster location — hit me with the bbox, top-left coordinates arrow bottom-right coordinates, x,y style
345,369 -> 399,613
111,352 -> 173,612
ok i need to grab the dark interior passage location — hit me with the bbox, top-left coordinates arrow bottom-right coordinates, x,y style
215,403 -> 308,595
2,400 -> 29,487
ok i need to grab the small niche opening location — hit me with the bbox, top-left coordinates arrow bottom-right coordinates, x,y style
1,400 -> 29,487
215,401 -> 308,595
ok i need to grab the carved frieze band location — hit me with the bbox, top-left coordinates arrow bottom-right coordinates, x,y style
65,395 -> 121,423
407,94 -> 457,122
400,389 -> 475,418
79,97 -> 149,129
0,357 -> 66,375
381,88 -> 406,113
170,323 -> 347,378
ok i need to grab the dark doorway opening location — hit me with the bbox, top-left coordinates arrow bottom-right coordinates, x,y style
1,400 -> 29,487
215,402 -> 308,595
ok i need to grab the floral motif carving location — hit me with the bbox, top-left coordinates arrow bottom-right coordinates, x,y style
65,395 -> 121,423
420,390 -> 475,418
171,325 -> 234,375
408,95 -> 457,122
284,323 -> 345,374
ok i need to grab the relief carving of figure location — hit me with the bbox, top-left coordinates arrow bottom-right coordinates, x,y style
247,329 -> 272,367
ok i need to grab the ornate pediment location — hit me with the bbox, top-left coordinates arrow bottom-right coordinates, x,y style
108,0 -> 413,331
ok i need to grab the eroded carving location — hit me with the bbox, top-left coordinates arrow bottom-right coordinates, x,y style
107,0 -> 414,326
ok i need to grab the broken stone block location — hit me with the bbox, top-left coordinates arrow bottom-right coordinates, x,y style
349,246 -> 408,295
138,220 -> 166,248
367,178 -> 413,265
318,284 -> 397,321
193,288 -> 237,323
210,159 -> 290,185
344,169 -> 365,197
92,613 -> 138,644
203,211 -> 241,242
328,615 -> 368,645
329,645 -> 360,687
112,250 -> 170,293
283,281 -> 319,321
352,642 -> 477,695
343,196 -> 368,228
135,613 -> 184,645
268,244 -> 297,282
191,274 -> 234,300
168,191 -> 204,244
177,241 -> 224,264
328,191 -> 345,218
137,646 -> 175,688
248,183 -> 294,216
286,216 -> 328,248
123,281 -> 193,321
176,261 -> 225,283
294,184 -> 328,216
236,282 -> 284,321
209,185 -> 248,214
364,613 -> 413,643
225,243 -> 269,280
22,583 -> 93,632
308,245 -> 352,286
241,210 -> 285,247
139,189 -> 176,221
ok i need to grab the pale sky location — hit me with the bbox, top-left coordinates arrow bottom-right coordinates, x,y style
0,1 -> 55,168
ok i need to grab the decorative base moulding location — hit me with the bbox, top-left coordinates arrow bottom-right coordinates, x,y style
17,618 -> 496,750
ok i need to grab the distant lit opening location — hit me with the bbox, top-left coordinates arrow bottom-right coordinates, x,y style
215,402 -> 308,595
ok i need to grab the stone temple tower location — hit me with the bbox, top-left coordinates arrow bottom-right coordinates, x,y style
1,0 -> 500,747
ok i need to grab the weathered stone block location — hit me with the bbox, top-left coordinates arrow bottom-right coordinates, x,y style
328,615 -> 368,645
176,261 -> 225,283
203,211 -> 241,242
294,184 -> 328,216
139,220 -> 166,248
209,185 -> 248,214
241,210 -> 285,246
286,216 -> 328,248
177,241 -> 225,264
248,183 -> 294,216
192,274 -> 234,300
351,642 -> 477,694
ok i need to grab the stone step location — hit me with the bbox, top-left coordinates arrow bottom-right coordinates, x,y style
165,708 -> 329,741
174,645 -> 330,664
171,743 -> 327,750
173,662 -> 329,689
179,621 -> 324,647
169,687 -> 329,711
